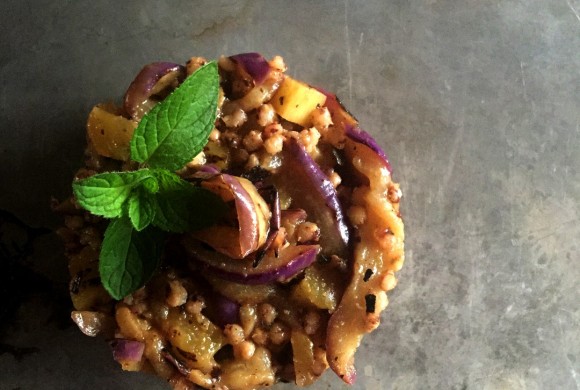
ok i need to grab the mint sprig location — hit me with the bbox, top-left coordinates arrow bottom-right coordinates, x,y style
128,186 -> 156,231
99,217 -> 166,300
73,168 -> 227,234
150,169 -> 227,233
130,61 -> 219,171
72,61 -> 223,300
72,170 -> 156,218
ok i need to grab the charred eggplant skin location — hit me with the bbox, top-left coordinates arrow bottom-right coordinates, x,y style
325,98 -> 404,384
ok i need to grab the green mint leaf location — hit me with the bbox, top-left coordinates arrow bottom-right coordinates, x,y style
130,61 -> 219,171
72,169 -> 156,218
141,175 -> 160,194
99,217 -> 166,300
151,170 -> 227,233
128,188 -> 156,231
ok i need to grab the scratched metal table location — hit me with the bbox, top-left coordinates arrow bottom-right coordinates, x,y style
1,1 -> 579,389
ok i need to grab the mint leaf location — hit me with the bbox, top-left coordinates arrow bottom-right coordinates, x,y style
99,217 -> 166,300
72,170 -> 156,218
75,60 -> 224,301
152,170 -> 227,233
128,188 -> 156,231
130,61 -> 219,171
141,175 -> 160,194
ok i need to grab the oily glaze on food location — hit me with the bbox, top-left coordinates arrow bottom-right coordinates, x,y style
54,53 -> 404,389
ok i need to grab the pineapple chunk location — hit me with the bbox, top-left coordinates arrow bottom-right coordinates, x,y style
219,347 -> 275,389
70,283 -> 111,311
291,265 -> 341,311
291,330 -> 317,387
270,76 -> 326,127
166,308 -> 225,373
70,265 -> 112,311
87,105 -> 137,160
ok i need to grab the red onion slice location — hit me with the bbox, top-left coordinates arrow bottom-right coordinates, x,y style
260,186 -> 281,231
161,348 -> 191,377
280,209 -> 307,226
188,164 -> 222,180
229,53 -> 271,84
123,62 -> 185,119
253,186 -> 282,266
111,339 -> 144,363
275,138 -> 349,257
193,174 -> 270,259
197,164 -> 221,175
204,292 -> 241,327
184,238 -> 320,285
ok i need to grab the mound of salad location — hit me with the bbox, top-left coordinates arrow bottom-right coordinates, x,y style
53,53 -> 404,389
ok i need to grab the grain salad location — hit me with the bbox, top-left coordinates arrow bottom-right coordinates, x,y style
53,53 -> 404,389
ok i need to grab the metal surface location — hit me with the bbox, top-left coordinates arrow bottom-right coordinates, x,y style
1,0 -> 579,389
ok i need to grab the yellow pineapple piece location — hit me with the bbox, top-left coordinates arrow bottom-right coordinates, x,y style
270,76 -> 326,127
291,330 -> 317,387
87,105 -> 137,160
291,265 -> 341,311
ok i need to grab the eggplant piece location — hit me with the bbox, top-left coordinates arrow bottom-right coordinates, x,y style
225,55 -> 284,112
345,124 -> 392,174
71,310 -> 114,337
204,274 -> 279,305
326,126 -> 404,384
319,88 -> 391,173
316,88 -> 358,132
319,89 -> 402,384
274,138 -> 349,257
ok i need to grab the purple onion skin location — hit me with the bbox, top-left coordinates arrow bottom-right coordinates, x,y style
223,173 -> 261,255
229,53 -> 271,84
317,87 -> 392,174
185,240 -> 320,285
205,292 -> 240,327
189,164 -> 222,180
280,209 -> 307,225
270,188 -> 281,231
123,62 -> 185,119
345,125 -> 392,174
259,186 -> 281,231
254,186 -> 281,264
111,339 -> 145,363
161,349 -> 190,376
194,174 -> 263,259
277,138 -> 349,257
209,246 -> 318,285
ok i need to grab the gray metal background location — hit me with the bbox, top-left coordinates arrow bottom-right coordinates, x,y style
0,1 -> 578,389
